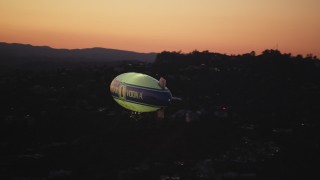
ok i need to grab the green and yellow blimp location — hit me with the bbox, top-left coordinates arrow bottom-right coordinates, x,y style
110,72 -> 172,112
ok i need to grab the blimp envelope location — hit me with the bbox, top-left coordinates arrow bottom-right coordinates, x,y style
110,72 -> 172,112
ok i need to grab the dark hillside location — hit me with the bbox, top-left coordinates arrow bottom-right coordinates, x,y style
0,47 -> 319,179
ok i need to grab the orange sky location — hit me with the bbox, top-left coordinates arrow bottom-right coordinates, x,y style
0,0 -> 319,56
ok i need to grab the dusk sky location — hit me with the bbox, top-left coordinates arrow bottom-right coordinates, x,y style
1,0 -> 319,56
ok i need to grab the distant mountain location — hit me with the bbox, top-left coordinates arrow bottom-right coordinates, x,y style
0,42 -> 157,62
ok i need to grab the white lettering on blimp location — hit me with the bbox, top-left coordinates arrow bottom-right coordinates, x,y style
111,82 -> 143,100
127,90 -> 143,100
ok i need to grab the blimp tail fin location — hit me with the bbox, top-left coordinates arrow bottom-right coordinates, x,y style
159,77 -> 166,89
172,97 -> 182,101
157,77 -> 167,119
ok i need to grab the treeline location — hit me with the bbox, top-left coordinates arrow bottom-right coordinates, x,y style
155,49 -> 319,65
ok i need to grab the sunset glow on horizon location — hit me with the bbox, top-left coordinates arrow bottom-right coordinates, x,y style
1,0 -> 319,56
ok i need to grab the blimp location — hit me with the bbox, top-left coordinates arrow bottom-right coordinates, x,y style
110,72 -> 173,113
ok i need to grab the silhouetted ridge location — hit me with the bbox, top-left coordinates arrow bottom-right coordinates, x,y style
0,42 -> 156,62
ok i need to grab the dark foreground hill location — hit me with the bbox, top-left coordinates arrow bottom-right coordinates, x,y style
0,47 -> 320,180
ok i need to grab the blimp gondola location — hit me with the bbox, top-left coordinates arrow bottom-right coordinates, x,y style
110,72 -> 173,113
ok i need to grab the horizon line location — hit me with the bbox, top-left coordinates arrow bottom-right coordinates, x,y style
1,41 -> 317,57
